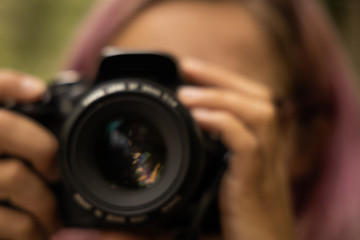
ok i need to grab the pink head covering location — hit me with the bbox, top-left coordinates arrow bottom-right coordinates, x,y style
63,0 -> 152,79
290,1 -> 360,239
59,1 -> 360,240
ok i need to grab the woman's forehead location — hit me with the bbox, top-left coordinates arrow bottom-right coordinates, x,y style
111,0 -> 287,89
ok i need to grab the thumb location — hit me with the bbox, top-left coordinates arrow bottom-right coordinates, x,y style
0,70 -> 46,102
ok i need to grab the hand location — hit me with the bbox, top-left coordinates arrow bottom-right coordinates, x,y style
0,70 -> 60,240
177,58 -> 296,240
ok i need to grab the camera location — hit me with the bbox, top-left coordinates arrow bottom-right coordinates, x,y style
10,50 -> 226,231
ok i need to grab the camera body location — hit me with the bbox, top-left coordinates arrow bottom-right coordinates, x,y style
12,51 -> 225,231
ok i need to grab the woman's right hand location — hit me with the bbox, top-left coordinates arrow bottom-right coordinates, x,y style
0,70 -> 60,240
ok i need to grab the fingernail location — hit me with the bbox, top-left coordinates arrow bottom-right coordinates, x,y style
192,108 -> 210,118
181,58 -> 205,70
177,86 -> 201,99
21,76 -> 46,93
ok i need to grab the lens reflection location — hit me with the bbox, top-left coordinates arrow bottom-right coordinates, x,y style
96,118 -> 166,190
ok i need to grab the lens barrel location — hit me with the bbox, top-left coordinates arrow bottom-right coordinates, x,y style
59,78 -> 204,226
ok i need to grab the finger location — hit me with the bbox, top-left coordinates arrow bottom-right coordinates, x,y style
191,108 -> 261,180
0,109 -> 59,181
180,58 -> 271,101
178,86 -> 276,128
0,159 -> 60,234
51,229 -> 101,240
101,231 -> 146,240
0,206 -> 46,240
101,230 -> 177,240
0,69 -> 46,102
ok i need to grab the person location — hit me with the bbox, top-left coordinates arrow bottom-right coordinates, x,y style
0,0 -> 359,240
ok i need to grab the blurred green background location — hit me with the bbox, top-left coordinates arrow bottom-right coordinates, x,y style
0,0 -> 359,81
0,0 -> 95,80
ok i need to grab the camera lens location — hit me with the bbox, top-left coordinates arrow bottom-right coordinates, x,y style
61,79 -> 205,224
96,118 -> 166,190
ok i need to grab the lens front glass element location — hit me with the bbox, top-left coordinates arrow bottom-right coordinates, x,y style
69,93 -> 192,212
96,117 -> 166,190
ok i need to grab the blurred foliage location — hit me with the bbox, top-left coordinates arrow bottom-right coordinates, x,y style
0,0 -> 358,81
322,0 -> 348,30
322,0 -> 360,78
0,0 -> 94,80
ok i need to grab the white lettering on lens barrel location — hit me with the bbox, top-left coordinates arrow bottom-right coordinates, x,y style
94,209 -> 104,218
162,93 -> 178,108
73,193 -> 93,210
161,195 -> 182,213
141,84 -> 162,97
105,214 -> 126,224
106,83 -> 126,94
82,89 -> 105,107
128,82 -> 139,90
130,215 -> 149,224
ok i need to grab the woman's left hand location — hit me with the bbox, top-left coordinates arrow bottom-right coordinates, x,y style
177,58 -> 296,240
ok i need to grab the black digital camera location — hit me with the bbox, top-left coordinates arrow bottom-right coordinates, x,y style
12,51 -> 226,231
